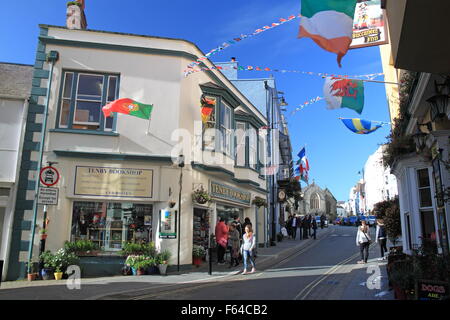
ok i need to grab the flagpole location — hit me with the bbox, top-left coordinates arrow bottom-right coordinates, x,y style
146,115 -> 152,135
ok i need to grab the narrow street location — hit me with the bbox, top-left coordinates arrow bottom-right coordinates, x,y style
104,225 -> 392,300
0,225 -> 392,300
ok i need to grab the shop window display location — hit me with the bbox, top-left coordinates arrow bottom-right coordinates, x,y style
71,201 -> 153,251
193,208 -> 210,251
216,204 -> 243,224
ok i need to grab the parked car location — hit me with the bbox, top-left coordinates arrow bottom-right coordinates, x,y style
368,215 -> 376,226
349,216 -> 358,226
334,217 -> 342,225
342,217 -> 349,226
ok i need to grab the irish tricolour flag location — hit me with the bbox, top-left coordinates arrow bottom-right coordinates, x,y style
299,0 -> 357,67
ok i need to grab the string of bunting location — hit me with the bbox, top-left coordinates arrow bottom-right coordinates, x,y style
290,96 -> 324,115
184,14 -> 301,74
185,63 -> 384,81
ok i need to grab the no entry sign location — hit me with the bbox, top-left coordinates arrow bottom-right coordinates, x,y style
40,166 -> 60,187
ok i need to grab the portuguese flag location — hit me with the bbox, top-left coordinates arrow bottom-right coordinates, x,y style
299,0 -> 357,67
102,98 -> 153,120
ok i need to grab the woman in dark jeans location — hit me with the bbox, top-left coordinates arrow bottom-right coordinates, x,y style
375,219 -> 388,260
356,221 -> 371,264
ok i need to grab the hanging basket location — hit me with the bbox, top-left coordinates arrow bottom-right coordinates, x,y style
192,187 -> 211,204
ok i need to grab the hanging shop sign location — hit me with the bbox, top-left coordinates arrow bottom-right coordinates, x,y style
37,187 -> 59,205
74,166 -> 153,199
210,181 -> 251,206
159,209 -> 177,239
350,0 -> 388,49
415,280 -> 449,300
40,166 -> 60,187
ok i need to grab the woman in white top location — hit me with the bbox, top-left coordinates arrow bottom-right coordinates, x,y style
356,221 -> 371,264
240,225 -> 256,274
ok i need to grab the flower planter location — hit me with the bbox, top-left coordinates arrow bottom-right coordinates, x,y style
158,264 -> 168,275
131,267 -> 137,275
147,266 -> 159,275
137,268 -> 145,276
193,257 -> 203,267
27,273 -> 36,281
40,234 -> 48,241
41,268 -> 54,280
54,272 -> 63,280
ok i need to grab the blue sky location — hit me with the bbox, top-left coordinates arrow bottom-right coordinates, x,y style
0,0 -> 391,201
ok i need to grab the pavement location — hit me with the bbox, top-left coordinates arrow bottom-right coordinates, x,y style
0,226 -> 394,300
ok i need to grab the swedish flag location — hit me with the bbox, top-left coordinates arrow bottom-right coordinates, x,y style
340,118 -> 384,134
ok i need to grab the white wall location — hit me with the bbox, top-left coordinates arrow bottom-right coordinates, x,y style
364,146 -> 398,211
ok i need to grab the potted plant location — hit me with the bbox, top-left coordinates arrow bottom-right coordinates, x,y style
39,229 -> 48,241
192,187 -> 211,205
67,1 -> 82,7
157,250 -> 172,275
125,255 -> 138,275
192,245 -> 206,267
27,260 -> 37,281
52,248 -> 79,280
39,250 -> 55,280
145,257 -> 158,275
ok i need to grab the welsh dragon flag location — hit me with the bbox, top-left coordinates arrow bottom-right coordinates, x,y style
102,98 -> 153,120
299,0 -> 357,67
323,77 -> 364,114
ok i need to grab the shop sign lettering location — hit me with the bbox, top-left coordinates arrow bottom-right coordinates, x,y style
416,280 -> 449,300
210,181 -> 251,205
74,166 -> 153,199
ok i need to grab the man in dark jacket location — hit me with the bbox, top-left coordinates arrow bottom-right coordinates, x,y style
302,216 -> 309,239
297,215 -> 303,240
312,216 -> 318,240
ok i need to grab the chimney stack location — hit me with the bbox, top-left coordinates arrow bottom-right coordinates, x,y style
66,0 -> 87,30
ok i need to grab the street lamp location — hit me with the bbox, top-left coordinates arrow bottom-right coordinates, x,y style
177,154 -> 185,272
428,79 -> 450,121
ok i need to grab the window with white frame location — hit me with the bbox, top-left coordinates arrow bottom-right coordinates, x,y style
219,101 -> 233,156
248,125 -> 257,170
58,71 -> 119,131
417,168 -> 436,240
235,122 -> 246,166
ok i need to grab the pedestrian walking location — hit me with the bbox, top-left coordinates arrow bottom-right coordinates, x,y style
228,223 -> 240,267
307,214 -> 312,237
242,217 -> 252,233
356,221 -> 371,264
302,215 -> 309,239
320,214 -> 325,229
297,215 -> 303,240
375,218 -> 388,260
215,217 -> 229,265
286,215 -> 293,239
312,216 -> 318,240
291,214 -> 298,240
240,225 -> 256,274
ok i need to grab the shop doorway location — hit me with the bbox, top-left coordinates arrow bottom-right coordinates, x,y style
193,208 -> 210,251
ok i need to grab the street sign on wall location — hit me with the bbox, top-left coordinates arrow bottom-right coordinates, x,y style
38,187 -> 59,205
39,166 -> 60,187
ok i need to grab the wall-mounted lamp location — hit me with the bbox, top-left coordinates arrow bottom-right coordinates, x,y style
427,78 -> 450,121
412,128 -> 429,153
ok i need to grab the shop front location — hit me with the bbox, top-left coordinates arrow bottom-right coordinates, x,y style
44,160 -> 168,276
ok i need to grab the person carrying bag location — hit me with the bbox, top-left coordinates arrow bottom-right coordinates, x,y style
356,221 -> 371,264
